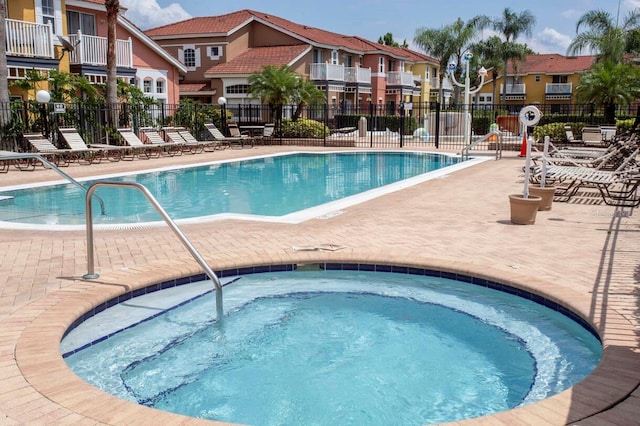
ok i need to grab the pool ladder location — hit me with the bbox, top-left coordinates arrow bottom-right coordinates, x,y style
83,181 -> 223,321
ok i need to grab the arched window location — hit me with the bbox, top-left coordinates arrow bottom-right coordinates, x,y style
156,79 -> 165,94
143,78 -> 153,93
183,48 -> 196,68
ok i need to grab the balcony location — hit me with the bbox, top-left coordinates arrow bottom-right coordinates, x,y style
500,83 -> 526,100
68,32 -> 133,68
5,19 -> 55,59
386,71 -> 417,86
545,82 -> 572,99
345,66 -> 371,84
310,63 -> 345,81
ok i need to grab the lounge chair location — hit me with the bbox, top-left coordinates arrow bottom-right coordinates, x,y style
227,123 -> 254,148
581,126 -> 605,147
116,128 -> 162,159
23,133 -> 74,167
161,127 -> 204,154
58,127 -> 120,164
0,150 -> 38,172
204,123 -> 239,149
139,127 -> 183,156
564,126 -> 584,145
253,123 -> 275,145
176,127 -> 217,152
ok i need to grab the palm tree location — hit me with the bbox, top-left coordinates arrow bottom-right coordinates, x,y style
567,9 -> 640,63
248,65 -> 299,124
414,16 -> 485,104
575,60 -> 640,124
105,0 -> 119,126
489,8 -> 536,91
472,36 -> 528,106
292,78 -> 325,121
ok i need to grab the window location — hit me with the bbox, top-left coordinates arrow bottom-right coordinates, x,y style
313,49 -> 323,63
389,60 -> 396,72
183,48 -> 196,67
156,79 -> 165,94
331,50 -> 338,65
36,0 -> 62,36
67,11 -> 96,35
208,46 -> 222,60
378,57 -> 385,73
535,75 -> 541,82
143,78 -> 153,93
226,84 -> 249,94
342,54 -> 353,67
552,75 -> 568,84
178,45 -> 201,70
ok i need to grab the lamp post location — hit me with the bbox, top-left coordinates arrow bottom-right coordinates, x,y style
217,96 -> 227,136
447,52 -> 487,146
35,90 -> 51,139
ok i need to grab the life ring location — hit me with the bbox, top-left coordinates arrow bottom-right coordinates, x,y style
519,106 -> 541,126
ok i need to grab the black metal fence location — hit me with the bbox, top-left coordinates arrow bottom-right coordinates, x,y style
0,100 -> 637,153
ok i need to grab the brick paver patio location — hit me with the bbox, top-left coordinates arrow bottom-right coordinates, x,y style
0,146 -> 638,425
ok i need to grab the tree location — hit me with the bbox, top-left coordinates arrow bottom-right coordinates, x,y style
567,9 -> 640,63
105,0 -> 120,126
292,78 -> 325,121
471,36 -> 528,105
378,32 -> 408,48
248,65 -> 299,124
575,60 -> 640,124
488,8 -> 536,90
414,17 -> 485,104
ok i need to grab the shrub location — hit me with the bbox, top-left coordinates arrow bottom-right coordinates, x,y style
616,118 -> 633,133
532,122 -> 569,142
281,118 -> 329,138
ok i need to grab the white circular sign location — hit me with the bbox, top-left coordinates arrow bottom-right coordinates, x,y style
519,106 -> 541,126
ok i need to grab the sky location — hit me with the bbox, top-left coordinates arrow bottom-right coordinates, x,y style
120,0 -> 638,56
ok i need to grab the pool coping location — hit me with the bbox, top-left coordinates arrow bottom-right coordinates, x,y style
13,251 -> 640,425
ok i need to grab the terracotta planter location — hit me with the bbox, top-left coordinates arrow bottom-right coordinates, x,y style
528,185 -> 556,211
509,194 -> 542,225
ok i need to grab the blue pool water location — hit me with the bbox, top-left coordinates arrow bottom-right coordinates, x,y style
62,269 -> 601,425
0,151 -> 464,227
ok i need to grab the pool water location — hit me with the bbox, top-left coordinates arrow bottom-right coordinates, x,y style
0,151 -> 463,226
62,270 -> 601,425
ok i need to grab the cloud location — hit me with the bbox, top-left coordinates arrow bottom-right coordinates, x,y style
526,28 -> 573,55
120,0 -> 192,29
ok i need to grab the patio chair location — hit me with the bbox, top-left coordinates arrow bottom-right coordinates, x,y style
227,123 -> 254,148
161,127 -> 205,154
116,128 -> 162,159
23,133 -> 74,167
564,126 -> 584,145
57,127 -> 120,164
0,150 -> 38,172
581,126 -> 605,147
203,123 -> 238,149
176,127 -> 218,152
139,127 -> 183,156
253,123 -> 275,145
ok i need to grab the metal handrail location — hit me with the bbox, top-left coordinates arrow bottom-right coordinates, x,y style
0,152 -> 106,215
460,130 -> 502,161
83,181 -> 223,322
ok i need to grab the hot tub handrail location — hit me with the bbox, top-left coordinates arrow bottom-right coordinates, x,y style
460,130 -> 502,161
0,152 -> 106,215
83,181 -> 223,321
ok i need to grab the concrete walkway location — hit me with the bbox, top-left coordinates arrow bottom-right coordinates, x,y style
0,146 -> 638,425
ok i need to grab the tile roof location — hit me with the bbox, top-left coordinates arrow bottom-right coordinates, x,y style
178,82 -> 211,93
204,45 -> 311,75
145,9 -> 435,63
508,54 -> 597,75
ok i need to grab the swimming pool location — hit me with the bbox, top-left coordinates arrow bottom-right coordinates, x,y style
0,151 -> 484,229
62,266 -> 601,425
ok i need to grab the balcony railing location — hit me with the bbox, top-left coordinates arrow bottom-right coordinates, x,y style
310,63 -> 344,81
500,83 -> 526,95
345,66 -> 371,84
5,19 -> 55,58
68,31 -> 133,68
386,71 -> 416,86
546,82 -> 572,95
